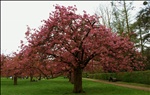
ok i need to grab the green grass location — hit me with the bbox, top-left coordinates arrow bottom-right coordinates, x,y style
1,77 -> 150,95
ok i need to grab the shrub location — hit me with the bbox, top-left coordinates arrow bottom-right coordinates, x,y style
116,70 -> 150,84
83,70 -> 150,85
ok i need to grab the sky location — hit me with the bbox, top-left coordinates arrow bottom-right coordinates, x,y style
1,1 -> 144,55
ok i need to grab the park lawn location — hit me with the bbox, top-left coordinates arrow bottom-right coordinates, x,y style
1,77 -> 150,95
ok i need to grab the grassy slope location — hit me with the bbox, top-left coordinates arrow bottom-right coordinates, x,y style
1,77 -> 150,95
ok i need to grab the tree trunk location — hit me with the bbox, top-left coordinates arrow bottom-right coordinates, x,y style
73,67 -> 83,93
14,75 -> 17,85
68,71 -> 71,82
50,70 -> 53,79
123,0 -> 130,36
38,74 -> 41,80
30,76 -> 33,82
139,26 -> 143,56
68,69 -> 74,84
71,70 -> 74,84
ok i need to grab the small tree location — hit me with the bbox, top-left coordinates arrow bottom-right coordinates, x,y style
1,53 -> 24,85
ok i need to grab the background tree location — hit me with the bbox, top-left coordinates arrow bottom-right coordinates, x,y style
1,54 -> 8,77
95,4 -> 112,29
110,1 -> 135,38
131,1 -> 150,69
20,41 -> 53,80
1,52 -> 25,85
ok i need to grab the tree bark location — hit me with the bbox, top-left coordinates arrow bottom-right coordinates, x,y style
68,69 -> 74,84
50,70 -> 53,79
14,75 -> 17,85
73,67 -> 83,93
38,74 -> 41,80
70,70 -> 74,84
30,76 -> 33,82
68,71 -> 71,82
139,26 -> 143,56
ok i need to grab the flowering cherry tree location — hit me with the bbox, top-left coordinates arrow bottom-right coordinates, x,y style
20,35 -> 68,80
1,52 -> 26,85
1,54 -> 8,77
24,5 -> 145,93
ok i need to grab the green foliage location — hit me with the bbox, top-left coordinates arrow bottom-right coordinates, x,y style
117,70 -> 150,84
131,1 -> 150,70
143,48 -> 150,70
85,70 -> 150,85
1,77 -> 150,95
86,73 -> 116,80
131,1 -> 150,52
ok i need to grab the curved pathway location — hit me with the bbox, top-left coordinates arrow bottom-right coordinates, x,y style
83,78 -> 150,91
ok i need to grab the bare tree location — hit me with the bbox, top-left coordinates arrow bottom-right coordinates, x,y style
95,3 -> 112,29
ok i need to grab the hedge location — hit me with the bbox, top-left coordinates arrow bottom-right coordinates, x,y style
83,70 -> 150,85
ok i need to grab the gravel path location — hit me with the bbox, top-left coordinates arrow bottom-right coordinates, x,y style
83,78 -> 150,91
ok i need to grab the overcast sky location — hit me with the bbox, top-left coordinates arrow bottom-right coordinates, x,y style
1,1 -> 144,55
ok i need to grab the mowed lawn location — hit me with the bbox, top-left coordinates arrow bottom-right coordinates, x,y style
1,77 -> 150,95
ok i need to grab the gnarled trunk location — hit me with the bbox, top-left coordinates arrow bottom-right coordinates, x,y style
73,67 -> 83,93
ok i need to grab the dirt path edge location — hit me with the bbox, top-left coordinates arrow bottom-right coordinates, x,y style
83,78 -> 150,91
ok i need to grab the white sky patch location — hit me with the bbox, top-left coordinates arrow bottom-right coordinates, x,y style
1,1 -> 144,55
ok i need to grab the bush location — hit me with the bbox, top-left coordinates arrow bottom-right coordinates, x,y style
116,70 -> 150,84
83,70 -> 150,85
